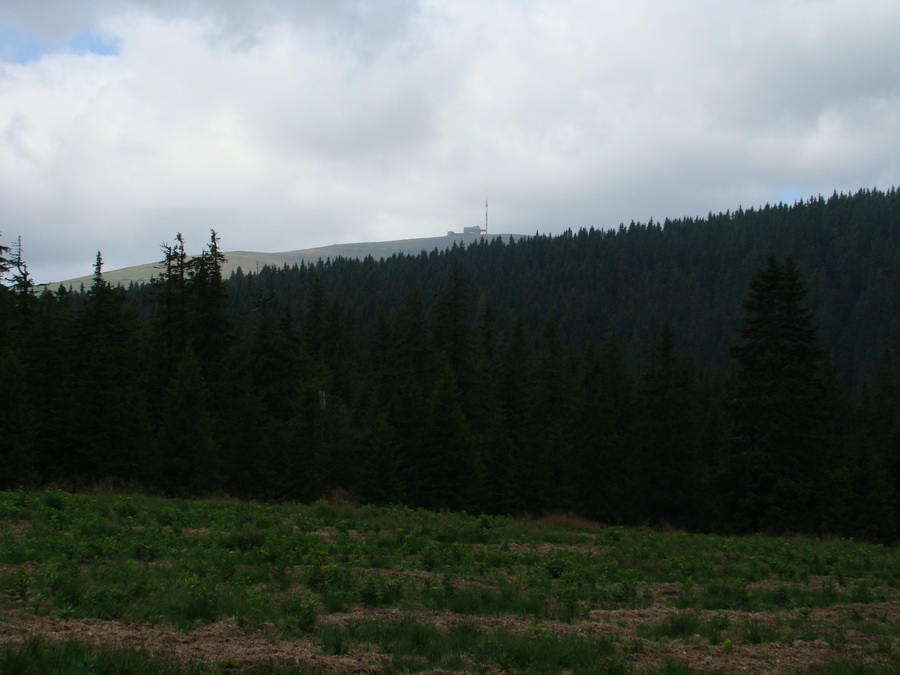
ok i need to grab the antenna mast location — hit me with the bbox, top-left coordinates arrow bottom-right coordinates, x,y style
485,196 -> 489,235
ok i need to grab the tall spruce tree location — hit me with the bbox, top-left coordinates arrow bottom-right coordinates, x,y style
724,255 -> 829,533
421,360 -> 482,511
473,299 -> 516,514
844,354 -> 900,541
186,230 -> 229,389
387,288 -> 433,505
360,411 -> 406,505
0,237 -> 35,487
153,233 -> 188,378
499,314 -> 533,511
65,253 -> 154,481
530,318 -> 574,512
304,273 -> 326,360
0,234 -> 13,348
432,261 -> 472,384
0,235 -> 9,278
158,347 -> 220,494
633,322 -> 701,526
0,347 -> 36,488
574,338 -> 636,524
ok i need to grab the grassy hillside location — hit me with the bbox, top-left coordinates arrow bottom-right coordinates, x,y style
47,233 -> 523,290
1,490 -> 898,673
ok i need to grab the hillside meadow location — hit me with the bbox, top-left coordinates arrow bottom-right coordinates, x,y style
0,490 -> 898,673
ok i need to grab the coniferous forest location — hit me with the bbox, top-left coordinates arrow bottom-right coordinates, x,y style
2,188 -> 900,542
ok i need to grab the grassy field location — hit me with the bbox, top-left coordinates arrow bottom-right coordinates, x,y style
1,489 -> 898,673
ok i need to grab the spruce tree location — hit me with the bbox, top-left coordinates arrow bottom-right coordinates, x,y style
0,240 -> 10,353
421,360 -> 481,511
158,348 -> 220,494
574,338 -> 636,524
633,322 -> 701,526
498,314 -> 533,511
21,287 -> 74,481
186,230 -> 230,389
153,233 -> 188,378
845,354 -> 900,541
529,318 -> 573,512
8,237 -> 34,300
66,253 -> 154,482
360,412 -> 406,505
432,261 -> 472,383
386,288 -> 433,505
472,299 -> 516,514
0,347 -> 36,487
724,255 -> 829,533
286,378 -> 331,501
0,235 -> 9,280
304,273 -> 326,360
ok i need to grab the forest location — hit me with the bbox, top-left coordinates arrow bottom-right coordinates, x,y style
1,187 -> 899,542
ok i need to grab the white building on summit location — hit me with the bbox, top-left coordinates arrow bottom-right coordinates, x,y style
448,200 -> 489,236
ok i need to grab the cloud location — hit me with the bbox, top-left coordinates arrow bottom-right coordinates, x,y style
1,0 -> 900,283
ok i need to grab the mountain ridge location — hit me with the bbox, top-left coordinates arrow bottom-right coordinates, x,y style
48,233 -> 524,289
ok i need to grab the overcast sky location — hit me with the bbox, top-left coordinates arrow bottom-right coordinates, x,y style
2,0 -> 900,283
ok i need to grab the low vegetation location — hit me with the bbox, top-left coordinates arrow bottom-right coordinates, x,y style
1,490 -> 898,673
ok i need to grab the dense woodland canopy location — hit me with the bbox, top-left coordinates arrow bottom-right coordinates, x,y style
2,187 -> 900,542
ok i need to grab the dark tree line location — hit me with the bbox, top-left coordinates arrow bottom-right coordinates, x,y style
213,187 -> 900,393
2,188 -> 900,542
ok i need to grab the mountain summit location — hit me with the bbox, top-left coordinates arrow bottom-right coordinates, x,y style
50,233 -> 523,289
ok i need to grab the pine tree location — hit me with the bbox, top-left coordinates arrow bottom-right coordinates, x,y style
574,338 -> 637,524
842,354 -> 900,541
286,378 -> 331,501
432,261 -> 472,383
498,314 -> 532,511
724,255 -> 829,533
21,287 -> 74,481
153,233 -> 188,377
360,412 -> 406,505
395,287 -> 432,380
6,237 -> 37,330
158,348 -> 220,494
472,298 -> 516,514
186,230 -> 230,388
633,323 -> 702,527
66,253 -> 155,481
385,288 -> 433,506
0,347 -> 37,487
420,360 -> 482,511
0,238 -> 11,355
529,318 -> 574,512
0,235 -> 41,487
0,235 -> 9,281
8,237 -> 34,299
304,272 -> 326,361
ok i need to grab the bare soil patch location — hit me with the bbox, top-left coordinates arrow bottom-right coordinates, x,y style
3,595 -> 898,673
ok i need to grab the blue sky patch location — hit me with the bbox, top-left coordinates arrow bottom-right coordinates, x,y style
70,30 -> 120,57
0,20 -> 47,63
776,187 -> 807,205
0,20 -> 119,63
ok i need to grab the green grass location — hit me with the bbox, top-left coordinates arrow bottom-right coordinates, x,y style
739,618 -> 782,645
635,610 -> 733,646
313,616 -> 624,674
0,637 -> 325,674
1,488 -> 898,672
0,638 -> 207,675
807,662 -> 900,674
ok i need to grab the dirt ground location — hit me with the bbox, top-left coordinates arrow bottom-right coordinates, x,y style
2,584 -> 898,673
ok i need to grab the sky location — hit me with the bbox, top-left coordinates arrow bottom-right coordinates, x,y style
2,1 -> 900,284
